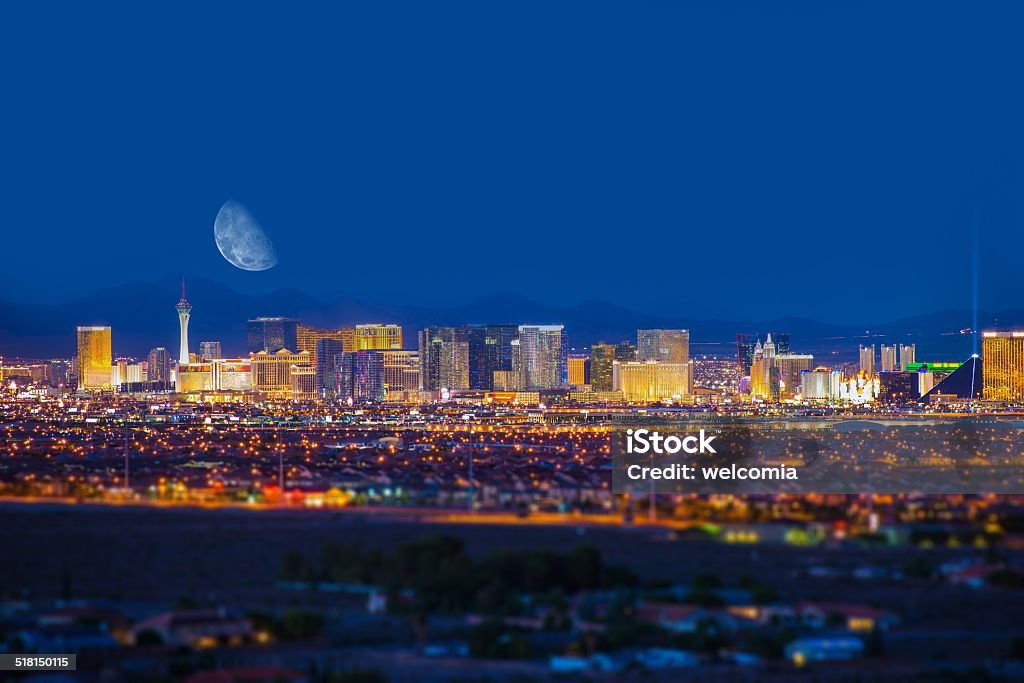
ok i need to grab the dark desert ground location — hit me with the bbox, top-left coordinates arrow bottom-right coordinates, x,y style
2,502 -> 1022,657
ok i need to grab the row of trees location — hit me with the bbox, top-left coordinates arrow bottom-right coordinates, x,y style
280,535 -> 639,615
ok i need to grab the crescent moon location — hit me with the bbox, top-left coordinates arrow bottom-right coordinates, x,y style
214,200 -> 278,271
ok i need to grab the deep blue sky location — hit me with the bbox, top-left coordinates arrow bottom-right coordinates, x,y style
1,2 -> 1023,323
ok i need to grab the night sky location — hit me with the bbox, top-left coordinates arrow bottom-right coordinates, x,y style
1,1 -> 1022,323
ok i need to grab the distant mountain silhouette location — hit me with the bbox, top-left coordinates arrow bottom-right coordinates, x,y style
0,274 -> 1013,360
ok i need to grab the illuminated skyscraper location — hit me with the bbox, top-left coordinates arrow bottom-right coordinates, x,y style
419,327 -> 469,391
248,317 -> 299,354
382,350 -> 420,396
899,343 -> 916,371
859,345 -> 876,377
590,344 -> 616,392
287,364 -> 316,401
314,338 -> 345,398
590,341 -> 636,392
355,324 -> 402,350
736,333 -> 755,375
800,368 -> 841,401
467,324 -> 517,390
747,334 -> 807,401
567,354 -> 590,387
514,325 -> 566,390
334,350 -> 386,402
749,337 -> 772,399
49,360 -> 69,388
773,333 -> 791,355
176,279 -> 191,365
612,360 -> 690,403
199,341 -> 222,361
297,324 -> 355,366
76,326 -> 112,389
880,344 -> 897,372
982,331 -> 1024,402
637,329 -> 690,364
353,350 -> 385,401
147,347 -> 171,384
113,357 -> 131,387
775,353 -> 814,398
250,349 -> 312,400
637,329 -> 690,394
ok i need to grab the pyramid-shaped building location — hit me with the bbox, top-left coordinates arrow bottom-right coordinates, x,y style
920,355 -> 983,401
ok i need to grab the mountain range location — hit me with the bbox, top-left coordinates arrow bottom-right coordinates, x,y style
0,274 -> 1012,361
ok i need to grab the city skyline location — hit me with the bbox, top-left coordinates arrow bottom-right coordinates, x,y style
1,277 -> 1015,406
4,4 -> 1024,679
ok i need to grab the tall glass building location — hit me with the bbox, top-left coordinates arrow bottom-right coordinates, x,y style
147,347 -> 171,384
337,350 -> 386,402
982,332 -> 1024,401
315,338 -> 345,398
76,326 -> 112,389
247,317 -> 299,354
418,327 -> 470,391
467,324 -> 517,390
514,325 -> 566,390
590,340 -> 635,391
637,329 -> 690,364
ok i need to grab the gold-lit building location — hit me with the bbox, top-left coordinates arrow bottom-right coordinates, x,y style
355,324 -> 403,350
982,331 -> 1024,402
215,359 -> 253,391
297,324 -> 355,365
492,370 -> 518,391
637,329 -> 689,364
567,355 -> 590,388
176,358 -> 254,394
289,363 -> 316,401
176,362 -> 214,393
748,334 -> 812,401
568,391 -> 625,404
775,353 -> 814,398
250,349 -> 312,400
612,360 -> 690,403
76,326 -> 112,389
590,341 -> 635,392
381,350 -> 419,396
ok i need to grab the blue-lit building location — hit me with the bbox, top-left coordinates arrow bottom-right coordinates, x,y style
315,338 -> 345,398
338,350 -> 386,402
247,317 -> 299,354
467,324 -> 517,390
